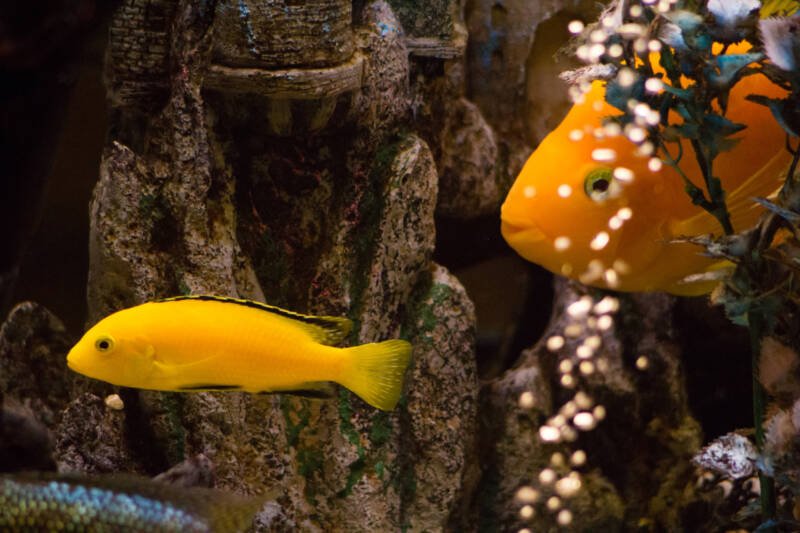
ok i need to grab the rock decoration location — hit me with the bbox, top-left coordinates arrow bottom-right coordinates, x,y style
80,1 -> 479,530
0,1 -> 754,530
0,303 -> 74,428
466,0 -> 600,172
476,279 -> 705,530
206,0 -> 362,135
106,0 -> 178,107
388,0 -> 467,58
212,0 -> 353,68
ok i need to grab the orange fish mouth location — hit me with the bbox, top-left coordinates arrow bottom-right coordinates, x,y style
500,214 -> 548,245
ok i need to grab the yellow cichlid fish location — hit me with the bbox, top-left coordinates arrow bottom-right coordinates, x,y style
501,42 -> 792,295
67,296 -> 412,411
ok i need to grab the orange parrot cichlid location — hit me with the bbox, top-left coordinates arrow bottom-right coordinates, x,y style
501,42 -> 792,296
66,295 -> 412,411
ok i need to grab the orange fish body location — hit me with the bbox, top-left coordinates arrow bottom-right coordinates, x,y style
501,45 -> 790,295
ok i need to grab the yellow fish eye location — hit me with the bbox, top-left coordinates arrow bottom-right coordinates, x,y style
584,167 -> 614,202
95,336 -> 115,353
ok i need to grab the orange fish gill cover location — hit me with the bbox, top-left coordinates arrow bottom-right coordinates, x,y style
501,43 -> 791,296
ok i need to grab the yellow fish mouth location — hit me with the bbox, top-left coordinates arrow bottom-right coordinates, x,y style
66,349 -> 82,374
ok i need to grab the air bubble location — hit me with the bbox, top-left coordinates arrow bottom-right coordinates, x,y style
645,77 -> 663,93
519,391 -> 535,408
590,231 -> 610,251
613,167 -> 634,182
591,148 -> 617,163
648,158 -> 663,172
539,468 -> 557,484
546,496 -> 562,511
568,129 -> 585,141
571,449 -> 587,466
555,474 -> 582,498
539,425 -> 561,442
618,68 -> 636,87
547,335 -> 566,351
554,236 -> 571,251
516,486 -> 540,503
573,412 -> 596,430
568,20 -> 585,34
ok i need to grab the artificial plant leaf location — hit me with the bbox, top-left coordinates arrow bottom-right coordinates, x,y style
746,94 -> 800,137
709,53 -> 763,87
753,196 -> 800,223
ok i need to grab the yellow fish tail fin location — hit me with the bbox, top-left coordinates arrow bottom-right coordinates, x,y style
340,340 -> 412,411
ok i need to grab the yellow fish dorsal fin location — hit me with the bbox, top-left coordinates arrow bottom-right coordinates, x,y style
760,0 -> 800,17
159,295 -> 353,346
669,150 -> 788,238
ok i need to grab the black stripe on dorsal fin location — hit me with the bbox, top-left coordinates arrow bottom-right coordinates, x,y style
158,295 -> 353,346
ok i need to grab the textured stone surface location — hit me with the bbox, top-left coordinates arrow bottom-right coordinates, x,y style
0,400 -> 56,473
403,264 -> 479,530
0,303 -> 74,428
55,392 -> 137,474
106,0 -> 177,106
213,0 -> 354,69
476,279 -> 704,531
436,97 -> 501,217
388,0 -> 460,40
351,2 -> 412,137
466,0 -> 600,175
204,55 -> 364,98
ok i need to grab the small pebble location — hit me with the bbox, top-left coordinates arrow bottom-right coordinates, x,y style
105,394 -> 124,411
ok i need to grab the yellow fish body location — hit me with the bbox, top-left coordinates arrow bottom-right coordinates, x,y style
501,44 -> 791,295
67,296 -> 412,411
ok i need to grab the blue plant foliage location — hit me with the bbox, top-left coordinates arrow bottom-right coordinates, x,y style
704,113 -> 747,136
747,94 -> 800,137
753,197 -> 800,223
708,53 -> 764,87
605,76 -> 646,113
668,10 -> 712,52
661,84 -> 693,101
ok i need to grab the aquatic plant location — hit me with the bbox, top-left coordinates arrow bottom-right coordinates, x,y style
519,0 -> 800,528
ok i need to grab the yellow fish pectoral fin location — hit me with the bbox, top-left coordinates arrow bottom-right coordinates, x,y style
151,356 -> 223,390
339,339 -> 412,411
159,295 -> 353,346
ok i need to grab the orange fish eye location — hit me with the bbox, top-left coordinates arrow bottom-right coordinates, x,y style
583,167 -> 614,202
94,336 -> 115,353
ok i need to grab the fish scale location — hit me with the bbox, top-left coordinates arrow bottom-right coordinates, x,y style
0,474 -> 260,532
